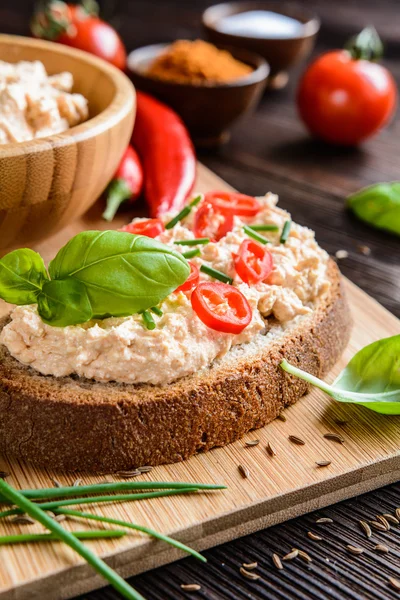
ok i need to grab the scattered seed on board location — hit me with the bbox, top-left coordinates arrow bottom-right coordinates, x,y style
266,442 -> 276,457
11,515 -> 35,525
359,520 -> 372,538
323,433 -> 344,444
51,478 -> 63,488
73,478 -> 82,487
283,549 -> 299,561
277,413 -> 287,422
376,515 -> 390,530
180,584 -> 202,592
288,435 -> 305,446
242,562 -> 258,570
245,440 -> 260,447
370,520 -> 387,532
334,419 -> 349,426
346,545 -> 364,555
335,249 -> 349,259
383,513 -> 399,525
238,464 -> 250,479
272,553 -> 283,570
240,567 -> 261,580
308,531 -> 323,541
375,544 -> 389,553
116,470 -> 141,479
0,471 -> 9,479
295,549 -> 312,563
357,244 -> 371,256
396,508 -> 400,521
389,577 -> 400,591
54,514 -> 67,522
316,518 -> 333,524
316,460 -> 331,468
138,466 -> 153,473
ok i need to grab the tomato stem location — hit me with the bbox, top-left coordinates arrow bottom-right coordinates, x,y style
345,26 -> 384,61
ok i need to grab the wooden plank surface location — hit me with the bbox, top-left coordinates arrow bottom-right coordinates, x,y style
0,164 -> 399,600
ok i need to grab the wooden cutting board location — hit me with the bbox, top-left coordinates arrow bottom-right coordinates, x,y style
0,164 -> 399,600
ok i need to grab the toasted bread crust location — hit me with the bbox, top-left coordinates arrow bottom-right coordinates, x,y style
0,260 -> 351,472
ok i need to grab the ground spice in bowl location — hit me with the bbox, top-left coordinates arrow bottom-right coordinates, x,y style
146,39 -> 253,85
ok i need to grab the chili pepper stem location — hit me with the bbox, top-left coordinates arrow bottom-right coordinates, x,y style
103,178 -> 133,222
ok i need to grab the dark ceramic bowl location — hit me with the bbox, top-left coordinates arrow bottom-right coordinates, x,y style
203,1 -> 320,88
127,43 -> 269,147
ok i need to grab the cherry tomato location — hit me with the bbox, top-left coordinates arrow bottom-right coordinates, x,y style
191,282 -> 252,334
234,239 -> 273,285
119,219 -> 165,238
175,262 -> 199,293
193,203 -> 234,242
205,191 -> 260,217
297,50 -> 397,145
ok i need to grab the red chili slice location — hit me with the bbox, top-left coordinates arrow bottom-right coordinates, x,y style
191,281 -> 252,334
205,191 -> 260,217
175,262 -> 199,293
234,239 -> 273,285
193,203 -> 234,242
119,218 -> 165,238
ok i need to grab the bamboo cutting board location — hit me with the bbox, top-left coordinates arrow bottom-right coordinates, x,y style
0,164 -> 399,600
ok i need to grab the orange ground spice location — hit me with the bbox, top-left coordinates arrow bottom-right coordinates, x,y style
147,39 -> 253,84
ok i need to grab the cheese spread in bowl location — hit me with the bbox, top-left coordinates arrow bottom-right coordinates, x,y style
1,193 -> 331,386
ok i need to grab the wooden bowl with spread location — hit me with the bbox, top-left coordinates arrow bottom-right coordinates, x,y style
0,34 -> 135,252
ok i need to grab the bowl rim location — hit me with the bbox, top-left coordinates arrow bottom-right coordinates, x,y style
127,41 -> 270,90
0,34 -> 135,157
202,1 -> 321,41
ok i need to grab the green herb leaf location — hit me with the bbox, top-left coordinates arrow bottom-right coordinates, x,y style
49,231 -> 190,318
280,335 -> 400,414
37,279 -> 93,327
0,249 -> 49,305
347,182 -> 400,236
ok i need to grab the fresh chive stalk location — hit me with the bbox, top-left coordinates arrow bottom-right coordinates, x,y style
243,225 -> 270,245
141,310 -> 156,330
0,488 -> 198,520
165,195 -> 202,229
0,530 -> 127,546
280,220 -> 292,244
0,479 -> 146,600
247,224 -> 279,232
200,265 -> 233,285
53,508 -> 206,563
175,238 -> 210,246
150,306 -> 163,317
182,248 -> 201,259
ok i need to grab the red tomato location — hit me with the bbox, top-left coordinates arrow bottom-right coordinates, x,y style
297,50 -> 397,145
193,203 -> 234,242
175,262 -> 199,293
191,282 -> 252,334
119,219 -> 165,238
234,239 -> 273,285
205,191 -> 260,217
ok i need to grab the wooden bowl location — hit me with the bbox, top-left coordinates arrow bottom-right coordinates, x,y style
0,34 -> 135,251
203,2 -> 320,88
127,43 -> 268,147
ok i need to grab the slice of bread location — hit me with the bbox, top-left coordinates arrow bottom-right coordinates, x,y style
0,260 -> 351,473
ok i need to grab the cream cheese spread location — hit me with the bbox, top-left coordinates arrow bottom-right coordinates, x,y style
0,60 -> 89,144
1,194 -> 331,385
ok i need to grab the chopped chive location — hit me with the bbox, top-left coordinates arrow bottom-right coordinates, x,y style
182,248 -> 201,259
165,194 -> 202,229
141,310 -> 156,330
0,530 -> 127,546
280,220 -> 292,244
175,238 -> 210,246
53,508 -> 207,563
200,265 -> 233,285
0,479 -> 145,600
243,225 -> 270,245
247,224 -> 279,232
150,306 -> 163,317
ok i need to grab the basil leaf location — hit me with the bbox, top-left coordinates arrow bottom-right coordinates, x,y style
347,182 -> 400,236
48,230 -> 189,317
37,279 -> 93,327
280,335 -> 400,415
0,249 -> 49,305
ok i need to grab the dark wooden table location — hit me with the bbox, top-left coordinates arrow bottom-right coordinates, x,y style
2,1 -> 400,598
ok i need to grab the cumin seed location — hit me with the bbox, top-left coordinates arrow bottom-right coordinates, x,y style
374,544 -> 389,553
396,508 -> 400,521
369,520 -> 387,532
73,478 -> 82,487
288,435 -> 305,445
334,419 -> 349,426
51,478 -> 62,488
359,520 -> 372,538
54,514 -> 67,522
323,433 -> 344,444
346,545 -> 364,555
238,464 -> 250,479
180,583 -> 201,592
389,577 -> 400,591
295,549 -> 312,563
240,567 -> 260,580
11,515 -> 35,525
245,440 -> 260,447
376,515 -> 390,530
283,549 -> 298,561
242,562 -> 258,570
277,413 -> 287,422
316,518 -> 333,524
116,470 -> 141,479
316,460 -> 331,467
307,531 -> 322,541
272,553 -> 283,570
357,245 -> 371,256
266,442 -> 276,457
137,466 -> 153,473
383,513 -> 399,525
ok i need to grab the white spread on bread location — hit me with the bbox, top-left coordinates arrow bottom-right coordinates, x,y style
0,60 -> 89,144
1,194 -> 330,385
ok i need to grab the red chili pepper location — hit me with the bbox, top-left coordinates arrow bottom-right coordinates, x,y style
175,262 -> 199,293
193,202 -> 234,242
191,282 -> 252,334
234,239 -> 273,285
205,191 -> 260,217
119,218 -> 164,238
131,91 -> 196,217
103,146 -> 144,222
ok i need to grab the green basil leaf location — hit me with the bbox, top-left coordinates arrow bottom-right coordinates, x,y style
280,335 -> 400,415
347,182 -> 400,236
37,279 -> 93,327
48,230 -> 190,317
0,249 -> 49,305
